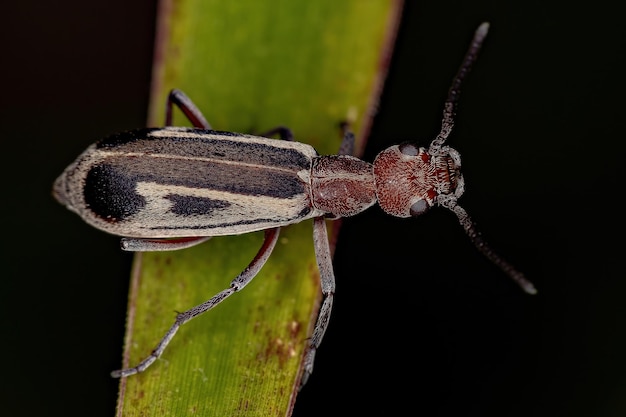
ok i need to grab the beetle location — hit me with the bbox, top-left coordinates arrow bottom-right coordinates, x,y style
53,22 -> 535,387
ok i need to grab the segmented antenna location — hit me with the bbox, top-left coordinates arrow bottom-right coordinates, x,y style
430,22 -> 489,154
439,195 -> 537,294
434,23 -> 536,295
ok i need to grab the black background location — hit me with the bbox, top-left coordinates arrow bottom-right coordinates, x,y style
2,1 -> 624,416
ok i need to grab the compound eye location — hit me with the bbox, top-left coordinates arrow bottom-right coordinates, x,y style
409,199 -> 429,217
398,143 -> 419,156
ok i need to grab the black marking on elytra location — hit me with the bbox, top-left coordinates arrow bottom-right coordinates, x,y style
101,151 -> 308,199
96,128 -> 244,149
84,164 -> 146,222
167,195 -> 231,216
96,128 -> 162,148
96,128 -> 313,172
297,206 -> 312,218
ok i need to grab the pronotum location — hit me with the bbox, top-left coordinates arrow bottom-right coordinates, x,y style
53,22 -> 536,387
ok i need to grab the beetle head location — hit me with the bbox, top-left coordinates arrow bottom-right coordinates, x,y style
372,143 -> 464,218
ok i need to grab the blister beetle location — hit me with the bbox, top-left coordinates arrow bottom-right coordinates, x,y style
53,22 -> 535,387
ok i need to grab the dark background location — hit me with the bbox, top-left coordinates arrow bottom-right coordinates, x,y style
2,1 -> 624,416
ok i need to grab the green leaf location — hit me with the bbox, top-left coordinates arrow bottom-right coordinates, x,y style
116,1 -> 404,415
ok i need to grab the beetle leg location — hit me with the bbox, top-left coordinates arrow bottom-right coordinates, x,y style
165,89 -> 212,129
111,227 -> 281,378
301,216 -> 336,388
258,126 -> 295,141
120,236 -> 212,252
337,121 -> 355,156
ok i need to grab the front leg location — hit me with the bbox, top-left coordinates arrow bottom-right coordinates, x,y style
301,216 -> 336,387
338,121 -> 355,156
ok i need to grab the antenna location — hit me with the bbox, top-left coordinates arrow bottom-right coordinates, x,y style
433,22 -> 536,294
